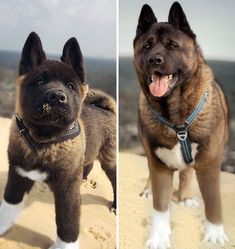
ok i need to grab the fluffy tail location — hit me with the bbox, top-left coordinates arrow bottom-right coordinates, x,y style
84,89 -> 116,114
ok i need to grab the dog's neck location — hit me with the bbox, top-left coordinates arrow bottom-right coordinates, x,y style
15,114 -> 81,156
21,116 -> 80,144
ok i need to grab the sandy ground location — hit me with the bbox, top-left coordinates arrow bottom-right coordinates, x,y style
0,117 -> 116,249
119,153 -> 235,249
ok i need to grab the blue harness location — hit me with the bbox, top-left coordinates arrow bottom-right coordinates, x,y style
149,90 -> 208,164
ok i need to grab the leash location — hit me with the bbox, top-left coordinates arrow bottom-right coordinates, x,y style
15,114 -> 80,156
149,90 -> 208,164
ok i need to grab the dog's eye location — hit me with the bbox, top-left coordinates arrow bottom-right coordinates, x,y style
144,43 -> 151,49
167,41 -> 178,49
37,79 -> 45,85
67,82 -> 75,90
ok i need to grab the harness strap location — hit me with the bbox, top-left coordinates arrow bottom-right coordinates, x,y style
186,90 -> 208,124
15,114 -> 80,156
149,90 -> 208,164
15,114 -> 38,155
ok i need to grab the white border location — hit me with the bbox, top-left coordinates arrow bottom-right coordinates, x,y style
116,0 -> 119,247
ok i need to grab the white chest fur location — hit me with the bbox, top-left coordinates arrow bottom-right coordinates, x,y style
155,142 -> 198,170
16,167 -> 48,181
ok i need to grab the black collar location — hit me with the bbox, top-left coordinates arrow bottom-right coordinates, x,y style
15,113 -> 80,156
149,90 -> 208,164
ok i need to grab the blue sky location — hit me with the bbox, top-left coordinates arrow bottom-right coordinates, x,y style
120,0 -> 235,61
0,0 -> 116,59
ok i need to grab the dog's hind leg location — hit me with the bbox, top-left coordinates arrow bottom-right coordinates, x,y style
99,139 -> 116,211
100,160 -> 116,211
0,166 -> 34,235
174,167 -> 199,208
139,175 -> 152,198
83,163 -> 94,180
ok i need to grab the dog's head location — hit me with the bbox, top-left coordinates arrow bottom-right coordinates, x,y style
17,32 -> 88,130
134,2 -> 199,98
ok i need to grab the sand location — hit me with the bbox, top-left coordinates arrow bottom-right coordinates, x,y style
119,153 -> 235,249
0,117 -> 116,249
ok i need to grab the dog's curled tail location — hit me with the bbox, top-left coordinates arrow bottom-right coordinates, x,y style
84,89 -> 116,114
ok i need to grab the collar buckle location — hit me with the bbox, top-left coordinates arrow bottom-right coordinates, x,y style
19,128 -> 26,134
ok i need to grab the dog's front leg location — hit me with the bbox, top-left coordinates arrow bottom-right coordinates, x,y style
146,157 -> 174,249
196,165 -> 229,245
48,173 -> 81,249
0,166 -> 34,235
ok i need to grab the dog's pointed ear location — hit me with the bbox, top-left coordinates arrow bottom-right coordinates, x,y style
19,32 -> 46,75
61,37 -> 85,83
135,4 -> 157,40
168,2 -> 196,39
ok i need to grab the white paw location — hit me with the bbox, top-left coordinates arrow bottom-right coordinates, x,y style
140,188 -> 152,199
146,234 -> 171,249
48,237 -> 79,249
179,197 -> 199,208
0,223 -> 12,236
0,199 -> 23,236
203,221 -> 229,245
146,210 -> 171,249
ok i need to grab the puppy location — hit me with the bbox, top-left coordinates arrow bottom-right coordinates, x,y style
0,32 -> 116,249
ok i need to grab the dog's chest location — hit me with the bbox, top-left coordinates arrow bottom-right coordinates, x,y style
155,142 -> 198,170
16,167 -> 48,182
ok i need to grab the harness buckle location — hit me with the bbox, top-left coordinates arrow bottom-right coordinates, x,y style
177,130 -> 188,141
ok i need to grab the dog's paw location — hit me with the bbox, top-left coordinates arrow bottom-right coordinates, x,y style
0,223 -> 12,236
145,234 -> 171,249
179,197 -> 199,208
0,200 -> 23,236
110,201 -> 116,214
139,188 -> 152,199
203,221 -> 229,245
48,237 -> 79,249
146,210 -> 171,249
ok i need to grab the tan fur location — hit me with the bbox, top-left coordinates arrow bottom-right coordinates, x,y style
15,76 -> 26,117
138,53 -> 228,224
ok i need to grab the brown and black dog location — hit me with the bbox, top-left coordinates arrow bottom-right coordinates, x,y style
0,32 -> 116,249
134,2 -> 229,248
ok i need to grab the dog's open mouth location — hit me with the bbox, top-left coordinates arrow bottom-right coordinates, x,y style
149,71 -> 178,97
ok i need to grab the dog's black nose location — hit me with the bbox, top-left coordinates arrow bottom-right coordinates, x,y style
148,54 -> 165,65
47,91 -> 67,104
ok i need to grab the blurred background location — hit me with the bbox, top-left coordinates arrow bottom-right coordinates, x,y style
119,0 -> 235,166
0,0 -> 116,117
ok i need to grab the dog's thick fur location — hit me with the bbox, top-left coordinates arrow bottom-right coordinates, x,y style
1,32 -> 116,247
134,2 -> 229,248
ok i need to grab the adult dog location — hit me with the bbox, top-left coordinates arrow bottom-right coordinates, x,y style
134,2 -> 229,248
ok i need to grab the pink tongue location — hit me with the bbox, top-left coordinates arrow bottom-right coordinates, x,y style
149,74 -> 169,97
